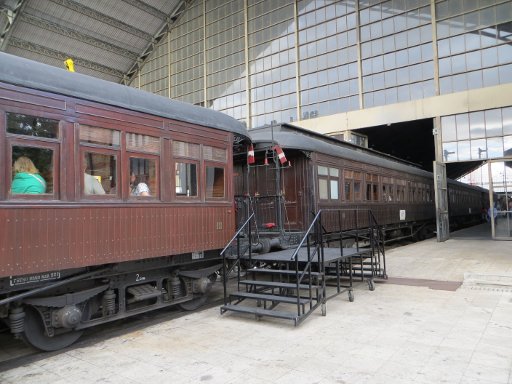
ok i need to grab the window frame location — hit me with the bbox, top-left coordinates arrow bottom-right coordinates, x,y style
174,159 -> 200,200
128,153 -> 160,200
80,146 -> 120,200
7,137 -> 60,201
204,161 -> 227,201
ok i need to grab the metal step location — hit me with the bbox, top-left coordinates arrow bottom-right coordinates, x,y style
239,280 -> 316,290
220,304 -> 300,322
230,291 -> 313,306
126,284 -> 162,303
247,268 -> 322,276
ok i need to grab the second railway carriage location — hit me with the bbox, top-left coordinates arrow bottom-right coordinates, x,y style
234,123 -> 487,250
0,53 -> 249,350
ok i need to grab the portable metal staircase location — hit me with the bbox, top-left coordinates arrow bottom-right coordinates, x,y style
219,209 -> 385,325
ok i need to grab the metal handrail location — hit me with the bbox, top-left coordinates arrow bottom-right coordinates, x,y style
289,210 -> 324,315
221,213 -> 254,305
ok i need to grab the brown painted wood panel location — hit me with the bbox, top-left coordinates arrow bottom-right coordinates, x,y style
75,103 -> 165,130
0,205 -> 234,278
0,84 -> 66,111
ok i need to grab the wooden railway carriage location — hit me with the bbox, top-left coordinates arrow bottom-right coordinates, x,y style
0,53 -> 249,350
235,123 -> 486,249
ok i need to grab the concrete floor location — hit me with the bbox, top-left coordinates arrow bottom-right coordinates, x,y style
1,223 -> 511,384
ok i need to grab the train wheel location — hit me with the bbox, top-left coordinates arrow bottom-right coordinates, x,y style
178,294 -> 208,311
177,273 -> 217,311
22,306 -> 86,351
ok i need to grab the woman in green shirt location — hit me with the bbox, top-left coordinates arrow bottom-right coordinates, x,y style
11,156 -> 46,194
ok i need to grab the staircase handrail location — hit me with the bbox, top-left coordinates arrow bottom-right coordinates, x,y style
221,212 -> 255,305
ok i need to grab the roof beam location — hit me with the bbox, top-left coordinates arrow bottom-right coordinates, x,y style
122,0 -> 187,85
49,0 -> 153,41
0,0 -> 26,50
9,36 -> 126,79
122,0 -> 168,21
19,12 -> 139,60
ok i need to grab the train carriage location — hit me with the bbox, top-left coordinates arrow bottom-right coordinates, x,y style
234,123 -> 487,250
0,53 -> 249,350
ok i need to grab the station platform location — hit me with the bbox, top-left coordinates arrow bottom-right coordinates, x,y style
1,223 -> 511,384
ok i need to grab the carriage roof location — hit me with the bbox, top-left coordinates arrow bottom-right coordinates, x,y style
0,52 -> 247,138
250,123 -> 433,177
249,124 -> 487,192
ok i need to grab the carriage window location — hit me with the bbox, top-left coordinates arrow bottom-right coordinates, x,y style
83,152 -> 116,195
330,168 -> 339,200
173,141 -> 200,158
130,157 -> 158,198
11,146 -> 54,195
318,166 -> 338,200
203,146 -> 227,162
366,174 -> 379,201
206,166 -> 225,198
80,125 -> 119,197
354,172 -> 362,201
127,133 -> 160,154
80,125 -> 119,147
175,162 -> 197,197
7,113 -> 59,138
318,166 -> 328,176
382,177 -> 394,201
319,179 -> 329,199
396,179 -> 406,202
344,170 -> 353,201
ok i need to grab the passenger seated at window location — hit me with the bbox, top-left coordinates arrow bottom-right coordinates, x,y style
130,173 -> 150,196
11,156 -> 46,194
84,166 -> 106,195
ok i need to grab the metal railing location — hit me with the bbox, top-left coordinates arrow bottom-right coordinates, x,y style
220,213 -> 254,305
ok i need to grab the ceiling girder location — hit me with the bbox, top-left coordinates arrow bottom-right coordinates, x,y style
49,0 -> 153,41
0,0 -> 26,50
122,0 -> 167,21
9,36 -> 125,78
20,12 -> 140,60
122,0 -> 187,85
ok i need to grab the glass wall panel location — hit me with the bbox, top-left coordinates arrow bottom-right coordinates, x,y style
436,2 -> 512,95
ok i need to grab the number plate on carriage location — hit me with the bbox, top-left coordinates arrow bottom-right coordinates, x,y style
192,251 -> 204,259
10,271 -> 61,287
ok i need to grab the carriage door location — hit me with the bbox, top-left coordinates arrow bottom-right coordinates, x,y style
489,160 -> 512,240
281,158 -> 304,230
434,161 -> 450,241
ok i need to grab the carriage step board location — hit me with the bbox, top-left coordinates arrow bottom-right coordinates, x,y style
221,304 -> 300,322
230,291 -> 313,305
127,284 -> 162,303
239,280 -> 316,290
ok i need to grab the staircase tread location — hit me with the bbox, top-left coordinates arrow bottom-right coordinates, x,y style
230,291 -> 312,304
248,268 -> 322,276
239,279 -> 316,289
221,304 -> 299,320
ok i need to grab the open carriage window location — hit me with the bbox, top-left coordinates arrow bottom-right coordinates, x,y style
175,162 -> 197,197
173,141 -> 199,198
7,113 -> 60,199
11,146 -> 54,196
80,125 -> 119,197
127,133 -> 160,199
204,145 -> 227,199
130,157 -> 158,198
205,166 -> 225,198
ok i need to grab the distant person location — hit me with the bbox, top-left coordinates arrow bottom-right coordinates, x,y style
11,156 -> 46,194
84,170 -> 105,195
488,204 -> 498,225
130,172 -> 150,196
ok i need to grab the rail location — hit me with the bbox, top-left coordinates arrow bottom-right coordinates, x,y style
220,213 -> 254,305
